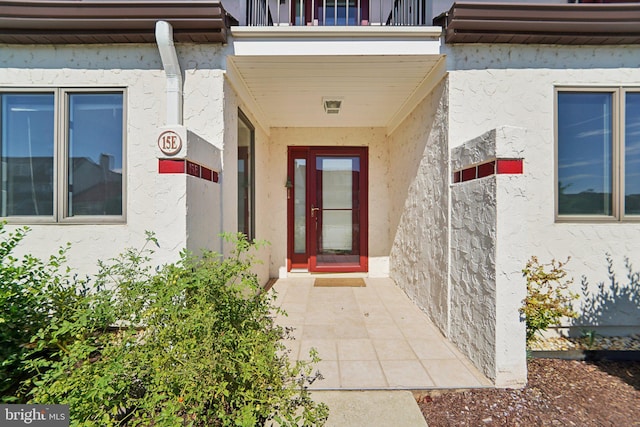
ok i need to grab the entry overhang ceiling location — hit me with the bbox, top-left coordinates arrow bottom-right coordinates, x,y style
227,26 -> 445,132
226,54 -> 445,132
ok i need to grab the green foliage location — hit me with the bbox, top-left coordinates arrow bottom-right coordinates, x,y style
520,256 -> 579,344
12,231 -> 327,426
0,223 -> 99,401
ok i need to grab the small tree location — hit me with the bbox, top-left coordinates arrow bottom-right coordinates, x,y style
520,256 -> 579,344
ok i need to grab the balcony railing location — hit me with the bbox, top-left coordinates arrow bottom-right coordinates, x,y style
246,0 -> 428,27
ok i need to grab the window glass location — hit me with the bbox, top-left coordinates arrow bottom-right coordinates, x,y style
238,112 -> 254,239
0,94 -> 55,216
67,93 -> 123,216
557,92 -> 613,216
625,92 -> 640,215
293,158 -> 306,253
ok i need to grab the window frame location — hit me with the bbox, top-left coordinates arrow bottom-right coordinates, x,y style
237,108 -> 255,240
0,87 -> 126,224
555,86 -> 640,222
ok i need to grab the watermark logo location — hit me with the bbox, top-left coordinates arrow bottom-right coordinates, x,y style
0,405 -> 69,426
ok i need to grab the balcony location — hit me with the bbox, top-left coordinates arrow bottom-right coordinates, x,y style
247,0 -> 428,26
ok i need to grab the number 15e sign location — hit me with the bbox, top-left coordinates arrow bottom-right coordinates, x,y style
158,130 -> 183,156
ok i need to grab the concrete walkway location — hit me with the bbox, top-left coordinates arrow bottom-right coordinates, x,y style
312,391 -> 428,427
271,277 -> 491,390
270,277 -> 493,426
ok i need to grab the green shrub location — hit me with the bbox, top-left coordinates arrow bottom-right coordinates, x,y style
520,256 -> 579,344
21,232 -> 328,426
0,224 -> 95,402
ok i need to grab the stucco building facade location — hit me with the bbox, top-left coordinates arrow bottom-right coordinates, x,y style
2,0 -> 640,386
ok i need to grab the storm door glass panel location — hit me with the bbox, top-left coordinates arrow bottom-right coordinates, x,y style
557,92 -> 613,216
67,93 -> 123,216
1,94 -> 54,217
321,0 -> 358,25
316,156 -> 359,266
625,92 -> 640,215
294,0 -> 304,25
294,158 -> 306,253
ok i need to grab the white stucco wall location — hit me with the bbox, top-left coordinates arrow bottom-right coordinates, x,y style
387,78 -> 449,332
267,127 -> 391,278
0,43 -> 229,276
449,127 -> 528,387
447,44 -> 640,334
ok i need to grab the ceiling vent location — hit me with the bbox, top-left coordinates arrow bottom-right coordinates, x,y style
323,98 -> 342,114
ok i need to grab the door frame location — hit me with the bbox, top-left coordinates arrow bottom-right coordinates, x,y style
287,146 -> 368,272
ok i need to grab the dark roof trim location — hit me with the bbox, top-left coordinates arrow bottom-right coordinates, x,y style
0,0 -> 238,44
434,2 -> 640,45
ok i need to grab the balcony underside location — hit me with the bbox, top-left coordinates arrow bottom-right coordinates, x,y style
228,26 -> 444,132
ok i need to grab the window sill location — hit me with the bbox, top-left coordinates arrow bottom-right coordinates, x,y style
555,216 -> 640,223
2,217 -> 126,225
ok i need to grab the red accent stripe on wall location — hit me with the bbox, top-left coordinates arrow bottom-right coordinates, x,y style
461,167 -> 476,182
186,161 -> 201,177
453,158 -> 522,184
201,167 -> 212,181
496,159 -> 523,175
477,161 -> 495,178
158,159 -> 219,183
158,159 -> 185,174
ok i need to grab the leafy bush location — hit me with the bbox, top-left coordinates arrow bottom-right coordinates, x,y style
3,229 -> 327,426
0,224 -> 95,401
520,256 -> 579,344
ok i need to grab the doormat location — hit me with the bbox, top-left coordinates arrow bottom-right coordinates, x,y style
313,278 -> 366,287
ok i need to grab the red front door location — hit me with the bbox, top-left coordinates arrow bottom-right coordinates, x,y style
287,146 -> 368,272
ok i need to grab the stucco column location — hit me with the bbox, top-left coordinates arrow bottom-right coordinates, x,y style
449,126 -> 528,387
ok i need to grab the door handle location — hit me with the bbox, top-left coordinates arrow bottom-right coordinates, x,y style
311,205 -> 320,218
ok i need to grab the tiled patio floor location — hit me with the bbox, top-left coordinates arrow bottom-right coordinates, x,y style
270,277 -> 492,390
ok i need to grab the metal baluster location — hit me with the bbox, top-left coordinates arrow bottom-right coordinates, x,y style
299,0 -> 303,25
346,0 -> 349,25
410,0 -> 413,25
403,0 -> 406,25
323,0 -> 326,26
404,0 -> 407,25
357,0 -> 360,25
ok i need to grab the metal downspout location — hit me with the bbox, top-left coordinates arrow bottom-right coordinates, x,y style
155,20 -> 183,126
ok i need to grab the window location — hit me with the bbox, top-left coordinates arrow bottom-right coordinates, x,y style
556,88 -> 640,220
0,89 -> 125,222
238,110 -> 255,239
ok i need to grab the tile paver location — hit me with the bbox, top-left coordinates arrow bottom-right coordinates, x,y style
380,360 -> 435,388
421,358 -> 484,388
337,339 -> 377,361
272,277 -> 491,390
